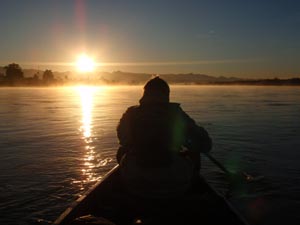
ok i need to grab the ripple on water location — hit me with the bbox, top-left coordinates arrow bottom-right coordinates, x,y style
0,86 -> 299,225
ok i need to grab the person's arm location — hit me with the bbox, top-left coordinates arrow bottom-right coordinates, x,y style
179,109 -> 212,170
188,125 -> 212,153
116,107 -> 135,163
181,110 -> 212,153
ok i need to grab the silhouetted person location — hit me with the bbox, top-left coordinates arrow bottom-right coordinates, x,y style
117,76 -> 212,198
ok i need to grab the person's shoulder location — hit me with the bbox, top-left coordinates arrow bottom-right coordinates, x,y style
169,102 -> 194,121
120,105 -> 139,120
127,105 -> 139,110
169,102 -> 181,108
169,102 -> 183,111
125,105 -> 139,113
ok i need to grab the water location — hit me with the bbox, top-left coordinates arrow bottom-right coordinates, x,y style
0,86 -> 299,225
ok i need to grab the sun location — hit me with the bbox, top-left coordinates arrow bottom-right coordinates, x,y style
76,54 -> 96,72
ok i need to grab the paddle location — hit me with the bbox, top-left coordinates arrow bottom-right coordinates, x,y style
203,152 -> 263,182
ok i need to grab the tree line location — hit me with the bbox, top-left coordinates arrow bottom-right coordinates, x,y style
0,63 -> 57,86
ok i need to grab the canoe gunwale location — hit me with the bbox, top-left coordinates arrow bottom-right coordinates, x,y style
202,177 -> 250,225
53,165 -> 119,225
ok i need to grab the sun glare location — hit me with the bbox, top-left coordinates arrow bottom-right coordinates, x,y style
76,54 -> 96,72
77,86 -> 95,138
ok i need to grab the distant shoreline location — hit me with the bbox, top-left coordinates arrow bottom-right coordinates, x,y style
1,68 -> 300,87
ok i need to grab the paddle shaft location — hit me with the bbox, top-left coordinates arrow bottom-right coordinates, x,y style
204,152 -> 259,181
203,152 -> 231,175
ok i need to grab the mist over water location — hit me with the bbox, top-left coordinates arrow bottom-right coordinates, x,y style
0,86 -> 299,225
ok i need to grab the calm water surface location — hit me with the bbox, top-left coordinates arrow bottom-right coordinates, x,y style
0,86 -> 299,225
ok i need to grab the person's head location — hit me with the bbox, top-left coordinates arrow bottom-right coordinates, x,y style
139,76 -> 170,105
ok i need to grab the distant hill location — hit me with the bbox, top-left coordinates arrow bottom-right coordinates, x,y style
95,71 -> 242,85
93,71 -> 300,85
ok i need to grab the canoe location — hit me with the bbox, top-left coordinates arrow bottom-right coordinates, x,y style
54,165 -> 249,225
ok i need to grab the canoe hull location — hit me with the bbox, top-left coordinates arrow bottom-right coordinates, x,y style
54,165 -> 248,225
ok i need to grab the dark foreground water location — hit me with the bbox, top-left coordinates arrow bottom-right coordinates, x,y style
0,86 -> 299,225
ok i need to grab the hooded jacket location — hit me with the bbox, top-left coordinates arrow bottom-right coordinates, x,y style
117,102 -> 212,167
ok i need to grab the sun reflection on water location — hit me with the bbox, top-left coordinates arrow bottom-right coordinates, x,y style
79,86 -> 95,138
76,86 -> 100,184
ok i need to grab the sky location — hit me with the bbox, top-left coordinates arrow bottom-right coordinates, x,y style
0,0 -> 300,78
